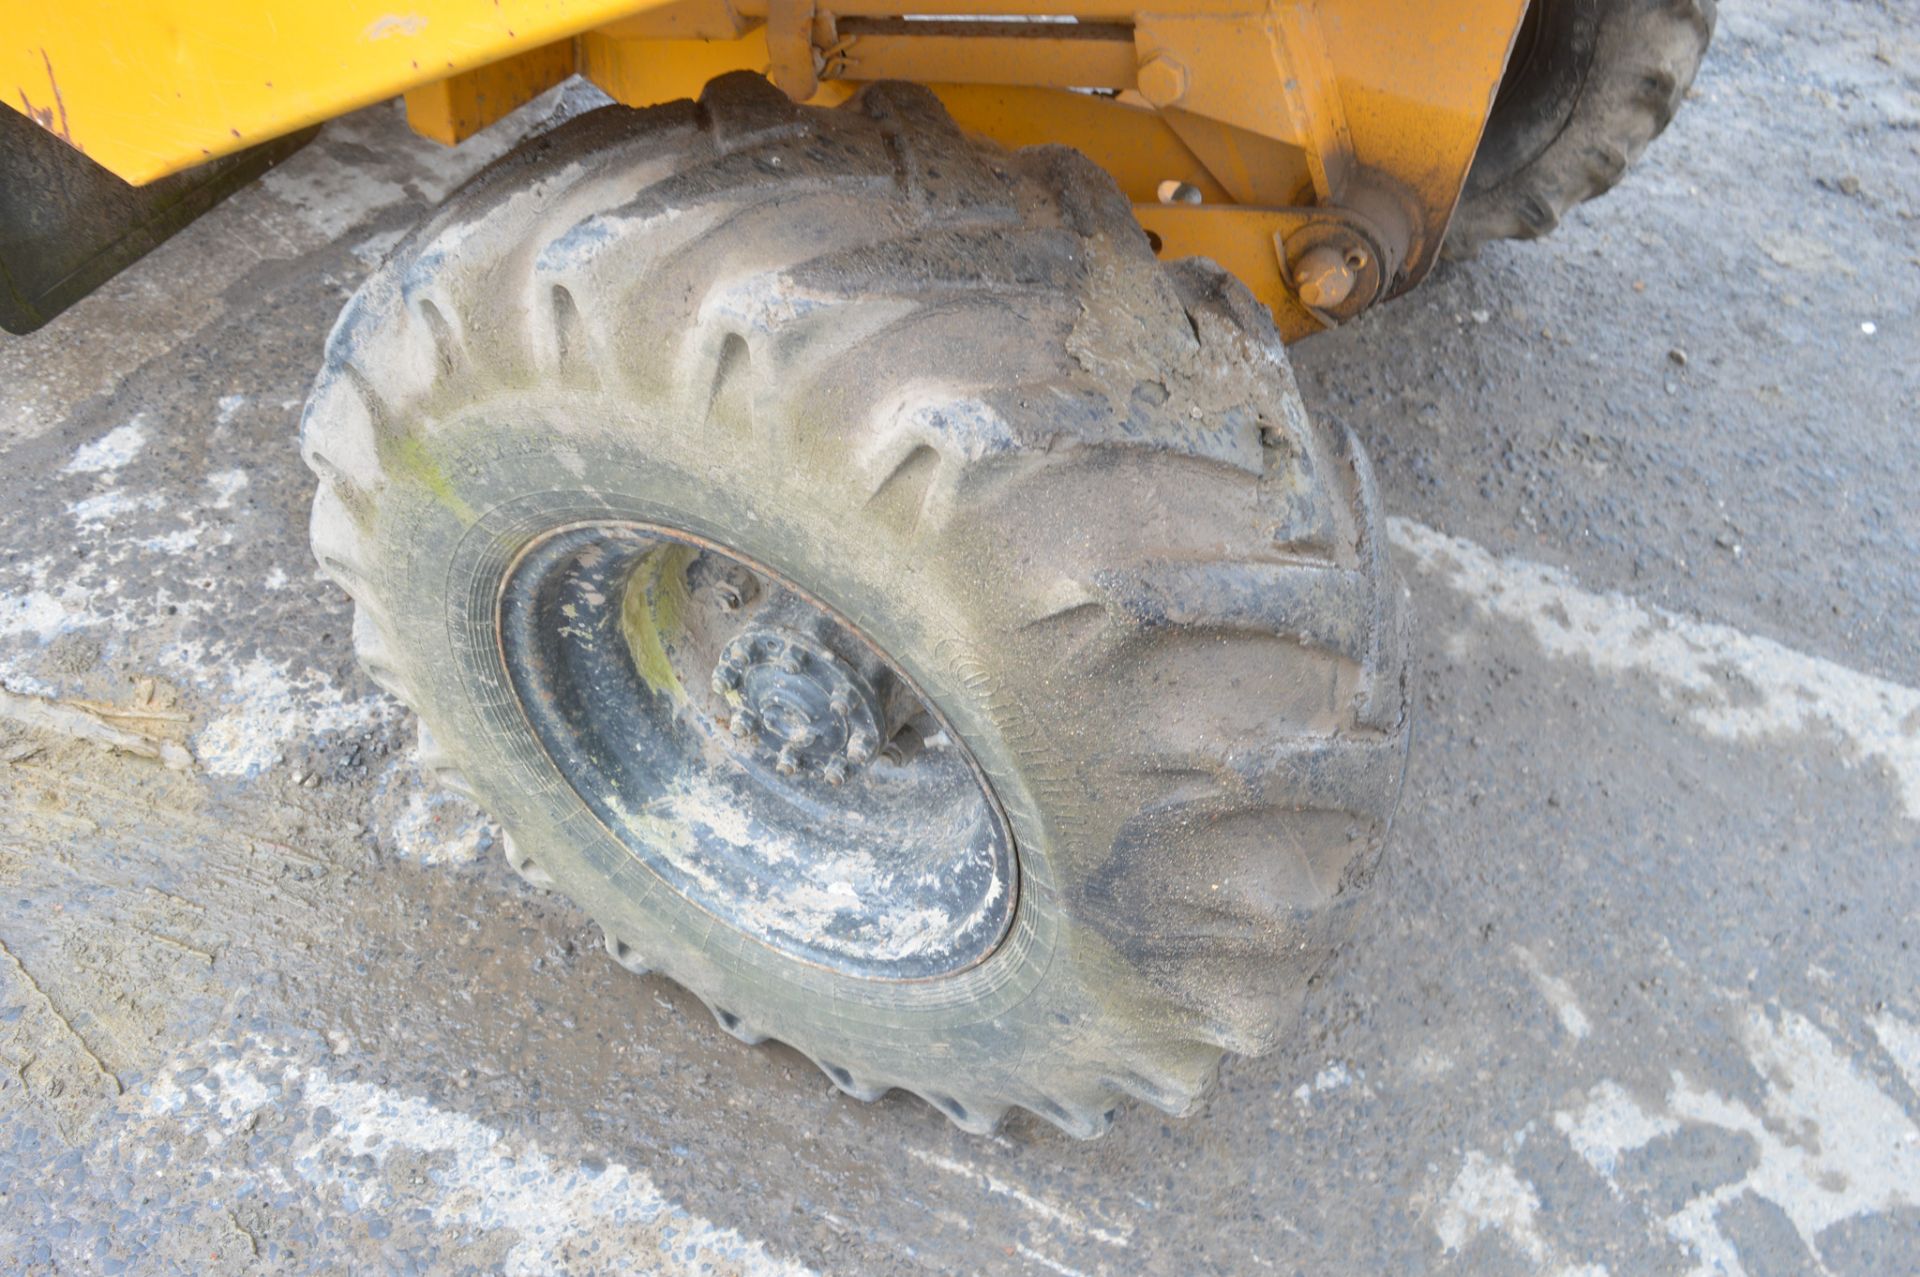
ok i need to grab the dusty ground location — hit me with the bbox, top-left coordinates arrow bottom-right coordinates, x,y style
1,1 -> 1916,1272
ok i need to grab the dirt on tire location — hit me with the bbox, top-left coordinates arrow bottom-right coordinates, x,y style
300,73 -> 1410,1137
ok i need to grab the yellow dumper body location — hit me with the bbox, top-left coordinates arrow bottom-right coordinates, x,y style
3,0 -> 1527,337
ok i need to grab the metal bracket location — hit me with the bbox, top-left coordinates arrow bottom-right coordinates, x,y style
1133,4 -> 1354,205
1133,201 -> 1398,337
767,0 -> 820,100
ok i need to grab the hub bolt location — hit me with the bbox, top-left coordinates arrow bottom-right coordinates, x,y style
1291,244 -> 1360,310
1137,54 -> 1189,108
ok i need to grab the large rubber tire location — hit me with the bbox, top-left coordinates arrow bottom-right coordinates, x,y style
1447,0 -> 1714,257
302,74 -> 1408,1137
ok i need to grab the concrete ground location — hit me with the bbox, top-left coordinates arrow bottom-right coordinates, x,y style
1,0 -> 1916,1272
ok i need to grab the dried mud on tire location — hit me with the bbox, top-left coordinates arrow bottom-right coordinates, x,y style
301,73 -> 1410,1137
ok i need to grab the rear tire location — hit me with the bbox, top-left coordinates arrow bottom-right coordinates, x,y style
1447,0 -> 1715,257
302,74 -> 1409,1137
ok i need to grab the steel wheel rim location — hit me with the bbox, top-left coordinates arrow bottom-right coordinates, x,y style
496,520 -> 1019,981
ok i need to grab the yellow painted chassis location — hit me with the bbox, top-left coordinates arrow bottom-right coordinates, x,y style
4,0 -> 1528,338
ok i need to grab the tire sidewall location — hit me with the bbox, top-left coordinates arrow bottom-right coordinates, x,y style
367,391 -> 1111,1078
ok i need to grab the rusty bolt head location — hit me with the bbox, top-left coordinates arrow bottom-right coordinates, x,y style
1137,55 -> 1188,109
846,730 -> 877,764
1291,244 -> 1361,310
775,745 -> 800,776
822,757 -> 849,786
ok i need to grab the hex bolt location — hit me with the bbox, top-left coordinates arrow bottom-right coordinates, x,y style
846,730 -> 876,764
730,710 -> 758,738
829,691 -> 852,718
1291,243 -> 1359,310
1137,54 -> 1189,109
822,757 -> 849,786
714,565 -> 759,612
779,649 -> 806,675
712,667 -> 741,694
775,745 -> 800,776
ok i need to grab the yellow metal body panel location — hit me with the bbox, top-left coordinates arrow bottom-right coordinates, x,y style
3,0 -> 1526,338
1,0 -> 666,183
405,40 -> 578,146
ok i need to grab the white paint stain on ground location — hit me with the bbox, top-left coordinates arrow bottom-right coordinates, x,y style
0,557 -> 103,642
60,419 -> 148,474
1870,1011 -> 1920,1097
371,748 -> 497,865
1552,1080 -> 1677,1183
137,527 -> 202,555
907,1148 -> 1132,1247
1553,1004 -> 1920,1274
1015,1242 -> 1091,1277
207,468 -> 249,508
1391,518 -> 1920,818
9,434 -> 390,779
67,488 -> 164,527
387,788 -> 494,864
1513,945 -> 1594,1040
1434,1151 -> 1552,1265
1292,1061 -> 1357,1105
192,654 -> 395,777
1434,1151 -> 1611,1275
147,1040 -> 814,1277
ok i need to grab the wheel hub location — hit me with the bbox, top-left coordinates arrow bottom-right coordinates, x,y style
713,625 -> 882,784
495,522 -> 1017,981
